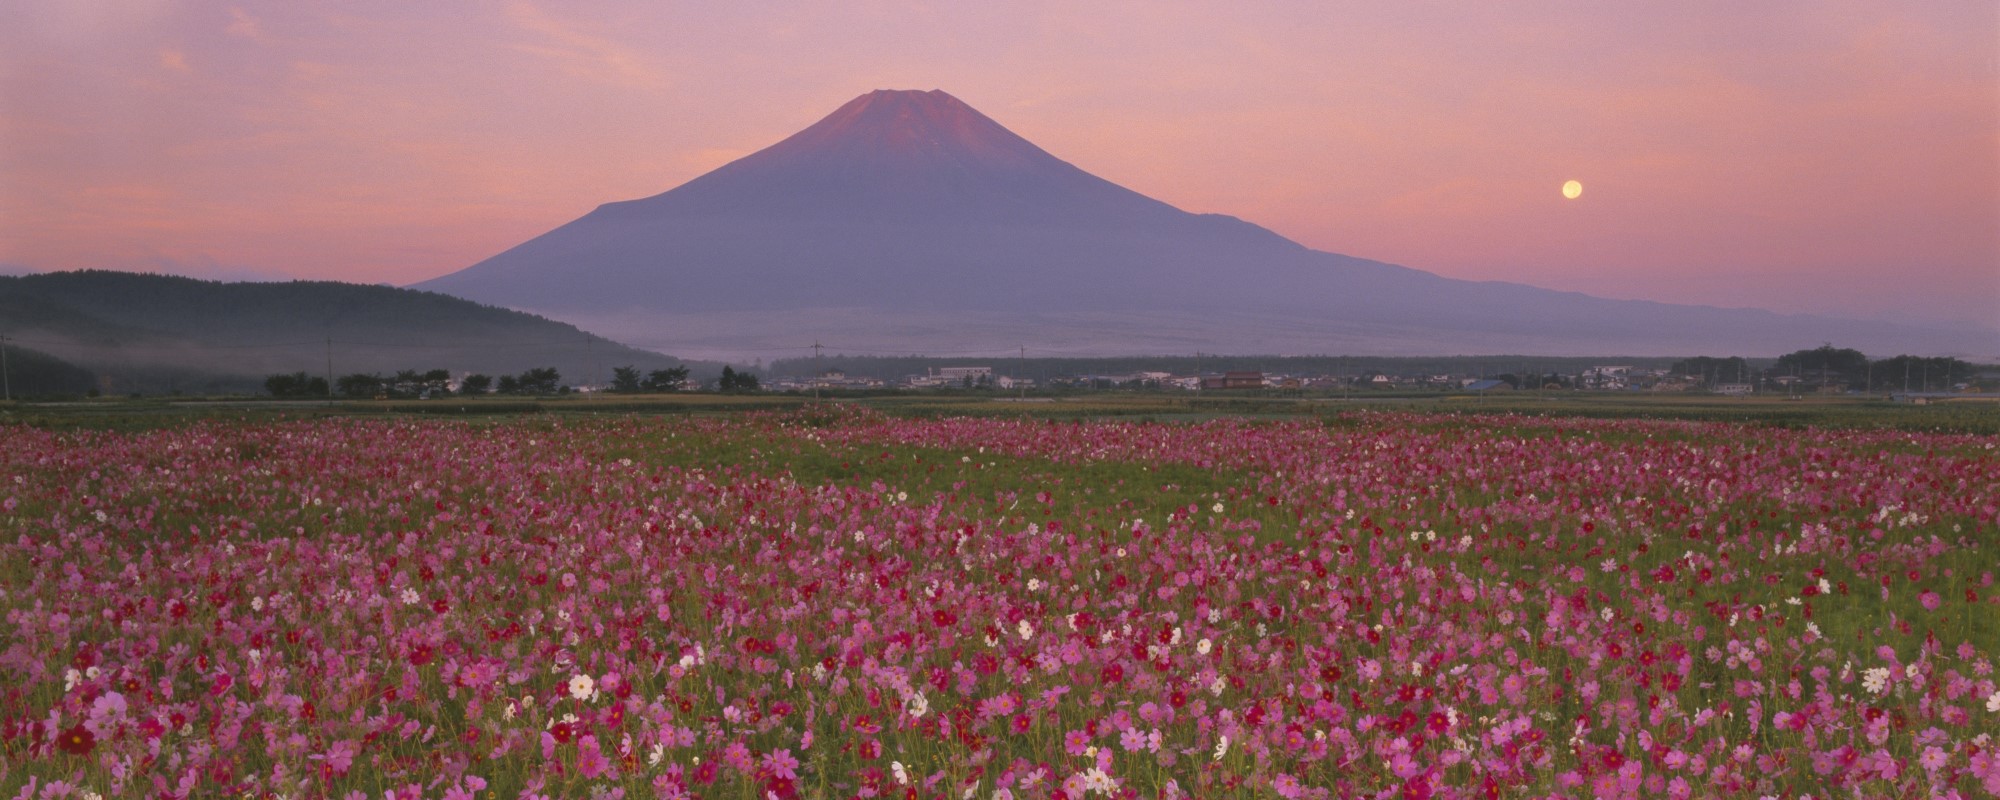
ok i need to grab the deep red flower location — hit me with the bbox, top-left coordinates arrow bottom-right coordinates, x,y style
56,724 -> 94,755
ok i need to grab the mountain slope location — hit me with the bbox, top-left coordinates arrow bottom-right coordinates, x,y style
415,89 -> 1995,359
0,271 -> 692,393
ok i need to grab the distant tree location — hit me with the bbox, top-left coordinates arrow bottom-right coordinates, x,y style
391,369 -> 425,398
495,375 -> 520,395
304,376 -> 329,397
1774,345 -> 1869,390
336,373 -> 384,398
516,367 -> 561,395
610,365 -> 643,394
1870,355 -> 1975,392
1669,356 -> 1749,386
264,371 -> 318,397
718,366 -> 760,393
459,374 -> 492,396
423,369 -> 451,396
643,366 -> 689,393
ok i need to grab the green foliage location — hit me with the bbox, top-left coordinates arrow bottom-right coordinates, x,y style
458,374 -> 491,396
0,271 -> 699,393
335,373 -> 383,398
262,371 -> 328,398
0,343 -> 97,397
718,365 -> 760,393
1774,345 -> 1870,389
514,367 -> 561,395
610,365 -> 642,393
1669,355 -> 1751,384
1869,355 -> 1976,392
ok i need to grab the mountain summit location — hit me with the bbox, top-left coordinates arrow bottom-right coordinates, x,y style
730,89 -> 1062,173
596,89 -> 1179,225
415,90 -> 1991,359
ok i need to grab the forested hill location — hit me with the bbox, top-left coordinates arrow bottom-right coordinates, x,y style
0,271 -> 692,394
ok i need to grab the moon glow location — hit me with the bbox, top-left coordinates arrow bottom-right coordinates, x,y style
1562,180 -> 1583,199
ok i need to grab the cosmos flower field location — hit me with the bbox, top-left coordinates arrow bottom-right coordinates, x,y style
3,408 -> 1997,799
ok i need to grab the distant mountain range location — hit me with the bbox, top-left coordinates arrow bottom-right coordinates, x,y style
416,89 -> 1994,361
0,271 -> 688,394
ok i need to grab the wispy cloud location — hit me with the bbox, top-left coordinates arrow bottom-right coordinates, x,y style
226,7 -> 264,40
158,48 -> 190,72
503,1 -> 667,88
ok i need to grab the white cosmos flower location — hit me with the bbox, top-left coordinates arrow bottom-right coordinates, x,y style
1987,690 -> 2000,713
1861,667 -> 1890,695
568,673 -> 595,701
1018,619 -> 1035,641
1196,638 -> 1211,655
1212,502 -> 1224,513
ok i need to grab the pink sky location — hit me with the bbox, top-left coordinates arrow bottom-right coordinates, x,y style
3,2 -> 1994,329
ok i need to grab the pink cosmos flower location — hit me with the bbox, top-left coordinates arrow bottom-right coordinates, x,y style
577,735 -> 610,778
763,748 -> 801,781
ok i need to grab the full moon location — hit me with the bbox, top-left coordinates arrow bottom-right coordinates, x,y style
1562,180 -> 1583,199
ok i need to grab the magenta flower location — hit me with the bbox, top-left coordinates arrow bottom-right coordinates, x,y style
577,735 -> 610,778
763,748 -> 801,782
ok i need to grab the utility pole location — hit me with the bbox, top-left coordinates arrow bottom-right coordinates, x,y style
812,340 -> 823,402
1,335 -> 11,401
1019,345 -> 1026,400
324,337 -> 335,400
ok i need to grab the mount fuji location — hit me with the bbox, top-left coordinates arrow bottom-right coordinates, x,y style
414,90 -> 1993,360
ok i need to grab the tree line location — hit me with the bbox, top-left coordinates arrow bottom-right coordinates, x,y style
1671,346 -> 1980,392
264,363 -> 742,398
